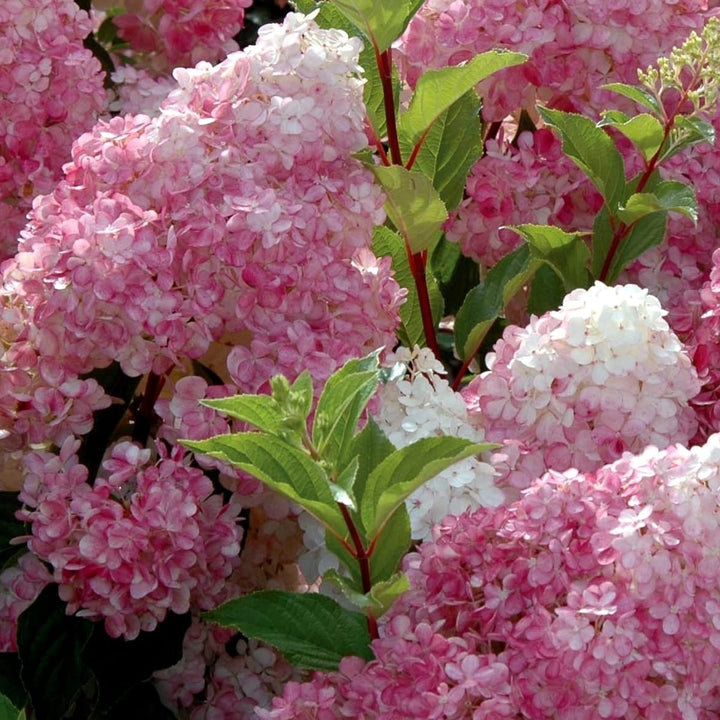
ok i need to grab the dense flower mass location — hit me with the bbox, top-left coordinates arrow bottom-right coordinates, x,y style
463,282 -> 700,493
111,0 -> 253,72
17,440 -> 242,640
0,0 -> 106,261
259,434 -> 720,719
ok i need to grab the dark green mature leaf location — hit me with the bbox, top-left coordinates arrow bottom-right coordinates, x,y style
203,590 -> 373,671
539,107 -> 626,211
603,211 -> 668,284
328,0 -> 424,52
371,165 -> 448,253
430,236 -> 480,316
0,655 -> 25,711
454,244 -> 536,361
84,611 -> 190,716
618,182 -> 698,225
312,352 -> 381,470
17,585 -> 94,720
602,82 -> 662,115
528,263 -> 567,315
399,90 -> 482,210
599,111 -> 665,161
506,224 -> 590,291
366,504 -> 411,583
373,226 -> 444,347
360,437 -> 493,538
182,434 -> 347,538
399,51 -> 526,147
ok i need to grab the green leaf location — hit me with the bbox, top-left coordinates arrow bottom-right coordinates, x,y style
312,352 -> 381,469
373,226 -> 444,347
602,82 -> 662,114
506,224 -> 590,291
528,263 -> 567,315
590,204 -> 614,280
399,90 -> 482,211
360,437 -> 494,538
371,165 -> 448,253
454,244 -> 536,361
617,182 -> 698,225
599,111 -> 666,161
332,456 -> 359,510
0,692 -> 21,720
366,572 -> 410,618
84,611 -> 190,716
201,394 -> 282,434
602,210 -> 668,284
17,585 -> 94,720
539,107 -> 626,211
182,434 -> 346,539
661,115 -> 715,162
366,502 -> 411,583
203,590 -> 373,671
399,50 -> 526,148
328,0 -> 424,53
430,236 -> 481,316
0,655 -> 25,712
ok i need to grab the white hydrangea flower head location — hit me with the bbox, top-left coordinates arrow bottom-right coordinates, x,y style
465,282 -> 701,490
376,346 -> 503,541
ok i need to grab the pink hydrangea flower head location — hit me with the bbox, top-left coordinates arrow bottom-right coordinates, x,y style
0,0 -> 106,261
19,441 -> 242,640
259,434 -> 720,718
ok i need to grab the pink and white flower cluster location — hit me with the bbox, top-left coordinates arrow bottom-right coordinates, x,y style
463,282 -> 701,494
18,440 -> 242,640
0,0 -> 106,261
260,433 -> 720,719
110,0 -> 253,73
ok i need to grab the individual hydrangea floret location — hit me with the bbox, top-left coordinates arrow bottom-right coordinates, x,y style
259,434 -> 720,718
463,282 -> 700,492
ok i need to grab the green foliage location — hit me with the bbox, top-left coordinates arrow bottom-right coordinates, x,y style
398,51 -> 526,148
539,107 -> 626,212
454,244 -> 536,361
599,111 -> 666,161
399,90 -> 482,210
370,165 -> 448,253
373,226 -> 444,347
327,0 -> 425,53
203,590 -> 374,671
17,585 -> 94,720
0,693 -> 23,720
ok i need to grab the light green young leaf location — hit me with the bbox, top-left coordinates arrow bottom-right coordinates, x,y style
454,244 -> 536,361
182,434 -> 347,539
617,182 -> 698,225
505,224 -> 590,291
366,572 -> 410,618
365,502 -> 411,583
602,82 -> 662,114
0,693 -> 22,720
203,590 -> 373,670
398,90 -> 481,211
332,456 -> 360,510
399,50 -> 526,147
372,226 -> 444,347
312,352 -> 381,470
599,111 -> 666,161
200,394 -> 282,433
328,0 -> 424,53
371,165 -> 448,253
539,107 -> 626,211
660,115 -> 716,162
360,437 -> 495,538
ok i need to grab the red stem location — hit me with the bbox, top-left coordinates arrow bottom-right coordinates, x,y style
407,248 -> 442,360
339,504 -> 379,640
132,371 -> 165,444
377,47 -> 402,166
451,352 -> 476,392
